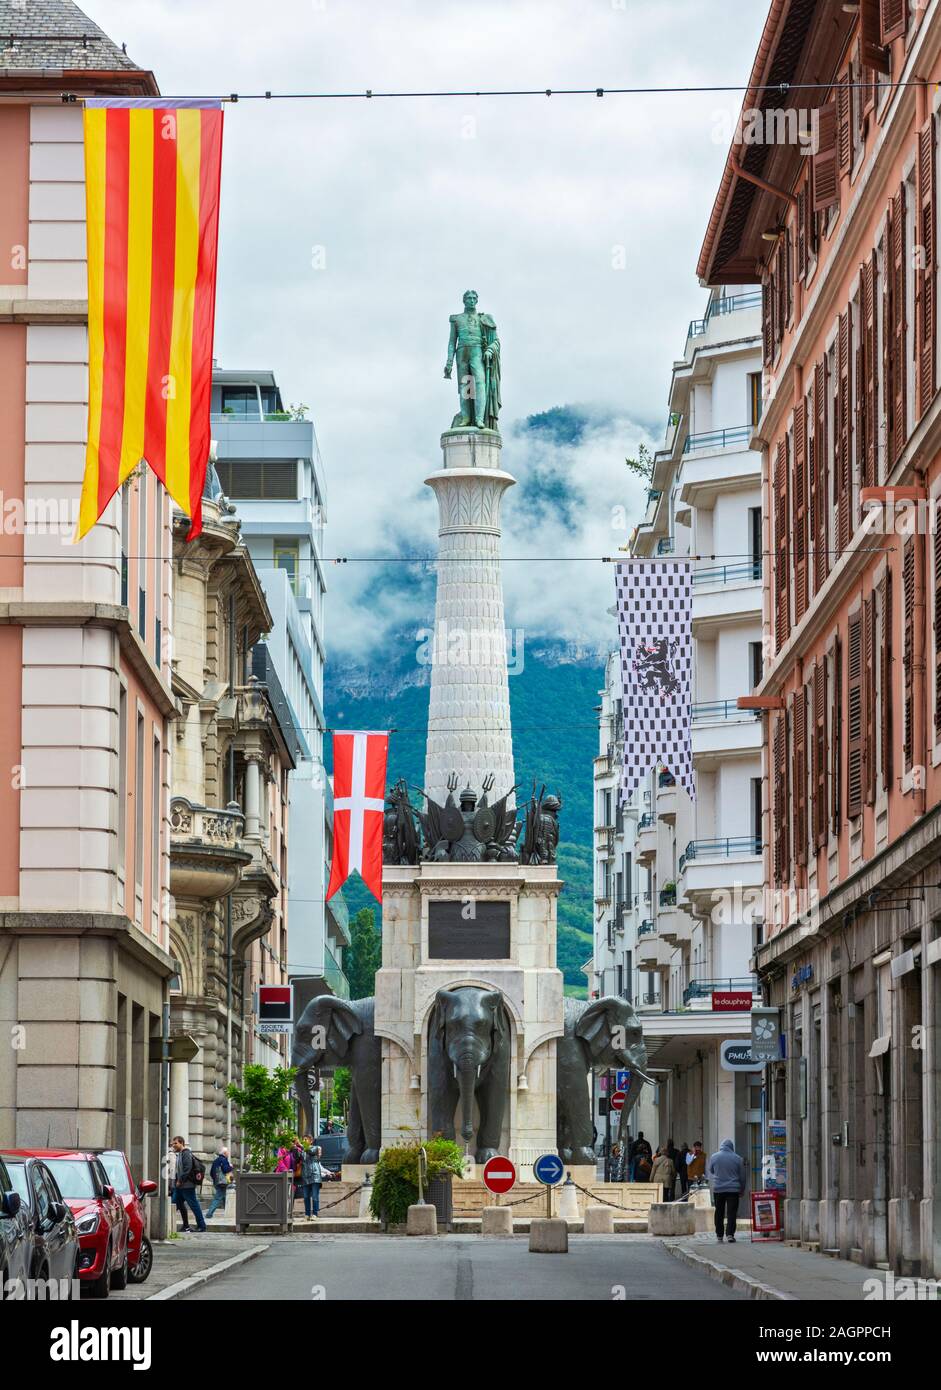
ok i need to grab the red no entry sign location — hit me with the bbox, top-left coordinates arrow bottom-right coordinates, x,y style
610,1090 -> 627,1111
482,1156 -> 516,1195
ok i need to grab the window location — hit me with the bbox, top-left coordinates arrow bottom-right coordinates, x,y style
117,686 -> 127,871
154,483 -> 163,667
120,484 -> 129,606
749,640 -> 764,689
220,386 -> 259,418
214,458 -> 298,500
274,543 -> 300,594
152,736 -> 161,912
748,372 -> 763,426
135,712 -> 145,892
138,475 -> 147,640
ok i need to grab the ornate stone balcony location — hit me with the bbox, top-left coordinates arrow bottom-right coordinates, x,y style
169,796 -> 251,901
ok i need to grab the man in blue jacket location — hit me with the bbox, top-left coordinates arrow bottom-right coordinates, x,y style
707,1138 -> 747,1243
206,1147 -> 233,1219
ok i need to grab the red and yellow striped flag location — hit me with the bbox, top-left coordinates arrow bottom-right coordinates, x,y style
78,99 -> 224,541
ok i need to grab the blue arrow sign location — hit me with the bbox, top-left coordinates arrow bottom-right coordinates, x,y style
615,1069 -> 631,1091
533,1153 -> 564,1186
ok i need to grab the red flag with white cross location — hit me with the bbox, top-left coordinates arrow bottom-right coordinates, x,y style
327,731 -> 389,902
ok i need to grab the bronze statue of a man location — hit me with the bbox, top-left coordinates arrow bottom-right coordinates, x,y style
444,290 -> 501,431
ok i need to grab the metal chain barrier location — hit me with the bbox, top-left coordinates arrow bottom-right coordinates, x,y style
296,1181 -> 365,1215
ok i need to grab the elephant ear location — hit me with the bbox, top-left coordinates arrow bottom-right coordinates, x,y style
481,990 -> 508,1043
433,989 -> 456,1042
319,998 -> 363,1059
574,998 -> 617,1061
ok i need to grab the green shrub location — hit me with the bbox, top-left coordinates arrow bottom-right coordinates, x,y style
368,1137 -> 464,1225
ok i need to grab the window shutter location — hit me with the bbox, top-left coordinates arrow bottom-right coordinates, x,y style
794,403 -> 808,622
862,254 -> 878,487
813,102 -> 840,212
861,0 -> 891,73
864,593 -> 876,804
831,635 -> 842,833
935,501 -> 941,740
880,0 -> 907,46
774,437 -> 790,651
837,312 -> 852,551
793,689 -> 807,867
797,186 -> 807,280
881,569 -> 893,790
813,660 -> 828,850
903,537 -> 915,770
847,610 -> 864,818
837,73 -> 852,176
918,118 -> 936,416
762,280 -> 773,367
891,185 -> 907,465
813,359 -> 829,592
772,713 -> 788,885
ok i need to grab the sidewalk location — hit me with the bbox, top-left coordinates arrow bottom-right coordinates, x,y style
109,1234 -> 269,1301
664,1234 -> 895,1301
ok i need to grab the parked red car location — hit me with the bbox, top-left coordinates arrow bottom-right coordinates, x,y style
91,1150 -> 157,1284
7,1150 -> 129,1298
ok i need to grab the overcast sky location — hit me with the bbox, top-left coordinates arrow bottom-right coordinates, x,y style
85,0 -> 766,657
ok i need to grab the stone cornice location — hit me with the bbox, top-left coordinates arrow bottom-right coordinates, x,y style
0,299 -> 87,324
0,911 -> 176,978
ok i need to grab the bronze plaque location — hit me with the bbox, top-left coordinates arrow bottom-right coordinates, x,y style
428,899 -> 511,959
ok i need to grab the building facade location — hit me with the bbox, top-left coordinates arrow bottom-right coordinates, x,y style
699,0 -> 941,1276
168,473 -> 299,1161
0,4 -> 173,1182
594,287 -> 765,1182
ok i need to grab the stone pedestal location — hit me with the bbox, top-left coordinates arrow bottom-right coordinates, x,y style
423,430 -> 516,807
584,1206 -> 614,1234
529,1217 -> 568,1252
648,1202 -> 696,1236
406,1204 -> 437,1236
376,861 -> 564,1175
482,1205 -> 513,1236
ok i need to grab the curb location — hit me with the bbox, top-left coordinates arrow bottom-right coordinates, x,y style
662,1240 -> 797,1301
147,1243 -> 270,1301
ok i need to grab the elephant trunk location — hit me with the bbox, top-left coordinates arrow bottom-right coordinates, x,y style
457,1058 -> 477,1143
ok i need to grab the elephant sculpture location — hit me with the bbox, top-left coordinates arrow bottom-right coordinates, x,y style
291,996 -> 382,1163
428,987 -> 510,1163
556,996 -> 649,1164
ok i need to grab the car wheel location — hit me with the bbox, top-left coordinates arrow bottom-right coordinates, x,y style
85,1243 -> 111,1300
128,1237 -> 152,1284
111,1242 -> 129,1291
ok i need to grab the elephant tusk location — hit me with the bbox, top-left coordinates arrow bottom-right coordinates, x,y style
631,1066 -> 657,1085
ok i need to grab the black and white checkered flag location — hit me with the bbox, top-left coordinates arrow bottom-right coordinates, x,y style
615,560 -> 695,804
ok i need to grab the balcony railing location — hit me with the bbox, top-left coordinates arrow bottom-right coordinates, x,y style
659,886 -> 677,908
693,559 -> 762,586
323,943 -> 350,1000
638,919 -> 656,937
684,424 -> 752,454
682,976 -> 758,1007
692,699 -> 760,721
646,489 -> 662,506
638,812 -> 654,831
658,769 -> 676,787
656,537 -> 675,555
170,797 -> 244,848
679,837 -> 762,874
686,289 -> 762,339
638,991 -> 662,1006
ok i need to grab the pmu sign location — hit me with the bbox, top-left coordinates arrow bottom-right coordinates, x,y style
719,1039 -> 762,1073
257,984 -> 292,1033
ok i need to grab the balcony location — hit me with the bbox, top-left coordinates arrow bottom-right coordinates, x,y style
594,825 -> 615,856
692,561 -> 762,630
678,837 -> 763,911
686,289 -> 762,343
656,537 -> 675,555
169,797 -> 250,901
693,702 -> 763,763
323,942 -> 350,1000
637,927 -> 671,970
682,976 -> 759,1009
658,907 -> 691,945
594,749 -> 614,779
656,769 -> 678,823
636,990 -> 662,1013
636,812 -> 657,865
683,424 -> 752,456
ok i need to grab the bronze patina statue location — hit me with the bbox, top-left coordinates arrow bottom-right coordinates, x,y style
520,782 -> 562,865
382,777 -> 421,866
380,773 -> 520,864
444,290 -> 501,431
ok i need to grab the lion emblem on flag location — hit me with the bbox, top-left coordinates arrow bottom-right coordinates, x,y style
632,637 -> 681,704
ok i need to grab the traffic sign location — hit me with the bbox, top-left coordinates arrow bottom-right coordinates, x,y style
610,1090 -> 626,1111
533,1153 -> 564,1186
615,1069 -> 631,1091
482,1156 -> 516,1195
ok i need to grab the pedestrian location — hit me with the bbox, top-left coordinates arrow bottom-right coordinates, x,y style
205,1146 -> 233,1219
686,1139 -> 706,1185
665,1137 -> 679,1200
275,1146 -> 293,1174
707,1137 -> 747,1243
677,1143 -> 690,1196
650,1145 -> 677,1201
628,1131 -> 652,1182
171,1135 -> 207,1232
299,1143 -> 325,1219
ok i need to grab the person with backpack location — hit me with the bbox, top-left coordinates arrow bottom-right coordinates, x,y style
299,1142 -> 325,1218
171,1135 -> 207,1232
205,1146 -> 233,1219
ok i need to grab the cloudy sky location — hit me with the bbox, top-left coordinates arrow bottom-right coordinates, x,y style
85,0 -> 766,656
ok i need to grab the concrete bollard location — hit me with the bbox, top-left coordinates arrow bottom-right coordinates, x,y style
359,1175 -> 375,1220
583,1205 -> 615,1234
481,1205 -> 513,1236
406,1203 -> 437,1236
648,1202 -> 696,1236
529,1217 -> 568,1253
558,1174 -> 580,1221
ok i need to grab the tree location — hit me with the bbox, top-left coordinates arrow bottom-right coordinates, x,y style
625,442 -> 655,482
345,907 -> 381,999
226,1064 -> 297,1171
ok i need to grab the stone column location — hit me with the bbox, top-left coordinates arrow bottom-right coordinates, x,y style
423,430 -> 516,806
244,757 -> 262,839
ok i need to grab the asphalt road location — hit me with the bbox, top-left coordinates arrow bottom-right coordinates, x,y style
182,1235 -> 747,1301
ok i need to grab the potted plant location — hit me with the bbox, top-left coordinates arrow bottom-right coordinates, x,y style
369,1136 -> 464,1230
226,1064 -> 298,1233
